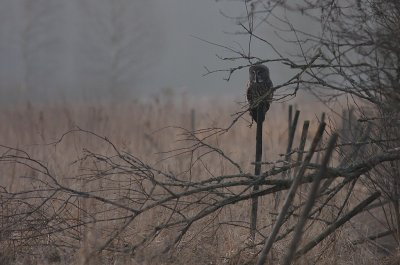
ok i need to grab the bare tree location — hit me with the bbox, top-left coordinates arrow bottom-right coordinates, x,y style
19,0 -> 64,102
80,0 -> 162,99
212,0 -> 400,259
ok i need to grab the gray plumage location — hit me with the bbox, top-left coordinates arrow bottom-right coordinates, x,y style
246,64 -> 274,123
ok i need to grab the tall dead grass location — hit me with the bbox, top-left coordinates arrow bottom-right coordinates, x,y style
0,97 -> 390,264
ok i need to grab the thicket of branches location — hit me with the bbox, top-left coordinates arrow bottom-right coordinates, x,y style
1,0 -> 400,264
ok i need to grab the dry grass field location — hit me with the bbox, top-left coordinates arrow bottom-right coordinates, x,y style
0,96 -> 396,265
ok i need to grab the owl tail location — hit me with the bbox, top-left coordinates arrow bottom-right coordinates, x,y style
250,107 -> 264,123
251,103 -> 269,123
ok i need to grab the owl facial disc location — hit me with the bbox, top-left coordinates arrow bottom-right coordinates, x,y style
256,72 -> 264,83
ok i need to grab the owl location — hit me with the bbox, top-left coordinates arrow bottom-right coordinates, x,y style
246,65 -> 274,123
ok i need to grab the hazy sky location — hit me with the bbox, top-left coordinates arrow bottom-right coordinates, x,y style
144,0 -> 318,100
145,0 -> 248,98
0,0 -> 318,103
149,0 -> 320,102
148,0 -> 291,99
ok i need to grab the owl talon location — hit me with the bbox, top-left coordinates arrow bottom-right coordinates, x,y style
248,119 -> 254,128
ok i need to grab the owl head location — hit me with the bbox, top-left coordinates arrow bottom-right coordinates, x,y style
249,65 -> 270,83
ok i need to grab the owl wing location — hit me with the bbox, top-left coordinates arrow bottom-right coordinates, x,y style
246,80 -> 253,103
247,81 -> 273,105
265,79 -> 274,102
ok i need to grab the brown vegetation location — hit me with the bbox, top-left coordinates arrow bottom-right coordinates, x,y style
0,97 -> 397,265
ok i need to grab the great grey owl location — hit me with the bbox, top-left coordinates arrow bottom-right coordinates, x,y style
246,64 -> 274,123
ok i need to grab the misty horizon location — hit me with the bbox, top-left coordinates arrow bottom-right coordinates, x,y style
0,0 -> 317,104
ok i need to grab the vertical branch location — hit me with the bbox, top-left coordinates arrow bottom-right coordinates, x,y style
256,121 -> 326,265
295,120 -> 310,175
288,105 -> 293,136
283,133 -> 338,265
109,0 -> 124,95
296,120 -> 310,200
285,109 -> 300,178
21,1 -> 33,100
20,1 -> 49,101
250,119 -> 263,240
315,112 -> 325,164
339,108 -> 353,160
191,108 -> 196,133
275,107 -> 300,209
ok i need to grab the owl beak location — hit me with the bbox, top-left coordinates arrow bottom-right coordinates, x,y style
256,75 -> 263,83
